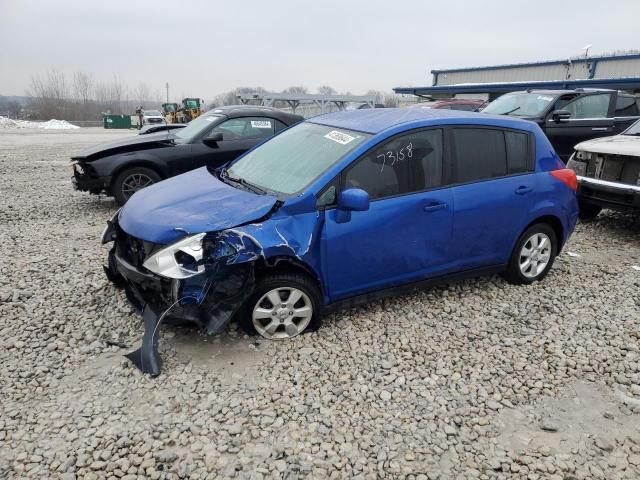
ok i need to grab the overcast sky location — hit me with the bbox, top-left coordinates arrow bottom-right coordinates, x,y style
1,0 -> 639,99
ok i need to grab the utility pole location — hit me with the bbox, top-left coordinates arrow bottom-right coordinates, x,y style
165,82 -> 169,103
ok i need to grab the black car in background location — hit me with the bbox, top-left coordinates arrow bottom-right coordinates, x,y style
138,123 -> 186,135
483,89 -> 640,161
71,106 -> 303,205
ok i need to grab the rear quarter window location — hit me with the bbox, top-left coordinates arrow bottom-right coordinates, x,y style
505,131 -> 530,174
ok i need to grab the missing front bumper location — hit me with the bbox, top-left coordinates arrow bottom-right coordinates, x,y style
104,244 -> 255,375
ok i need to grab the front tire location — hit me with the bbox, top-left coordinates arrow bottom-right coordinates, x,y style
578,202 -> 602,220
238,272 -> 322,340
113,167 -> 161,206
502,223 -> 557,285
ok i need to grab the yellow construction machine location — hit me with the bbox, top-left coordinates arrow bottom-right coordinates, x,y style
161,103 -> 179,123
176,98 -> 203,123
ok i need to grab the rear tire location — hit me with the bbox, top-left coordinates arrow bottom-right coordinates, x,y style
578,202 -> 602,220
502,223 -> 557,285
113,166 -> 162,206
238,272 -> 322,339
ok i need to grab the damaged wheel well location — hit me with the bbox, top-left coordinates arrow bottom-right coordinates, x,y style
525,215 -> 564,250
255,257 -> 324,297
110,162 -> 165,188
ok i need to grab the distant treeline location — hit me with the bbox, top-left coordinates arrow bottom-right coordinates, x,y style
22,69 -> 163,121
7,69 -> 401,121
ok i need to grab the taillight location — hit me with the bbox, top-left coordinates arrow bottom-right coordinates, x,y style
550,169 -> 577,191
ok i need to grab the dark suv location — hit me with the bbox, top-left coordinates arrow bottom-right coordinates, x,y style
483,89 -> 640,161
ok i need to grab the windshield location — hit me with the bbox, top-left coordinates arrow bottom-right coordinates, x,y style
227,122 -> 370,195
483,92 -> 556,117
145,110 -> 161,116
622,119 -> 640,135
173,114 -> 222,141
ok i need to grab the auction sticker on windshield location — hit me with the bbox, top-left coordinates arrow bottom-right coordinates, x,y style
537,95 -> 554,102
324,130 -> 356,145
251,120 -> 272,129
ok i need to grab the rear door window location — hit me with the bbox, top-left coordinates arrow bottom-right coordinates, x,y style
561,94 -> 612,119
451,128 -> 507,183
344,129 -> 443,200
211,117 -> 275,140
615,96 -> 639,116
451,128 -> 531,183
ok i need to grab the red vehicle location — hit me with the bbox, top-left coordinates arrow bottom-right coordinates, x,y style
409,99 -> 487,112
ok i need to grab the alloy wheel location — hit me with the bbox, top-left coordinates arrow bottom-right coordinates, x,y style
121,173 -> 154,199
519,232 -> 551,279
252,287 -> 313,340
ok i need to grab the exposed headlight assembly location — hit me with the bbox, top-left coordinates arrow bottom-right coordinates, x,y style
101,209 -> 121,244
143,233 -> 207,279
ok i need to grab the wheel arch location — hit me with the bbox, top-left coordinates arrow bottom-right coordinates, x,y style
254,255 -> 325,298
109,159 -> 167,190
522,215 -> 564,251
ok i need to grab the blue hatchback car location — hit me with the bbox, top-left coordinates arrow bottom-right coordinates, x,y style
103,108 -> 578,341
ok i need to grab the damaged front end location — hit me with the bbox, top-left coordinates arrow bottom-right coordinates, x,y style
568,149 -> 640,211
71,160 -> 109,195
102,213 -> 262,375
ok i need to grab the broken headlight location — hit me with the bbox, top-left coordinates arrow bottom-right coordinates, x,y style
143,233 -> 206,279
566,152 -> 587,176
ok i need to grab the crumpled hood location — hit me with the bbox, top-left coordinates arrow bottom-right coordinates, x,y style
72,132 -> 175,161
118,168 -> 278,244
575,135 -> 640,157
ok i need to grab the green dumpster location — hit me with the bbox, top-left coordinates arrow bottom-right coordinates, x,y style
103,114 -> 132,129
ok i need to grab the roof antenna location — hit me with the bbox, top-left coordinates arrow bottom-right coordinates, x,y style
582,44 -> 592,57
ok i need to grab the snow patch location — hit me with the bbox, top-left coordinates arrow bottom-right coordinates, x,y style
0,116 -> 80,129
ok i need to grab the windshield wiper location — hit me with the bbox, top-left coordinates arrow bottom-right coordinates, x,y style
501,107 -> 521,115
219,168 -> 266,195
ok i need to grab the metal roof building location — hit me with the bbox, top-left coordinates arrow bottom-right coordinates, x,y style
395,54 -> 640,99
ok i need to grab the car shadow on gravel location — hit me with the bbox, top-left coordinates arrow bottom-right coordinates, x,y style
579,210 -> 640,234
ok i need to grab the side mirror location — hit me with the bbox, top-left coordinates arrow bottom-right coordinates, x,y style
203,132 -> 223,147
335,188 -> 370,223
550,109 -> 571,123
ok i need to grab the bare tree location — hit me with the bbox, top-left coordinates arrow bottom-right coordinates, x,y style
73,72 -> 93,119
382,92 -> 400,108
133,82 -> 151,109
27,69 -> 69,119
110,75 -> 125,113
317,85 -> 336,96
366,89 -> 385,104
282,86 -> 308,95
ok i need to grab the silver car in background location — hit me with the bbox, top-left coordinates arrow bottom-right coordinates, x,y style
567,119 -> 640,219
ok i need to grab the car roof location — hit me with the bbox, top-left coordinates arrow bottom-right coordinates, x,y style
308,108 -> 536,135
435,99 -> 485,104
507,88 -> 615,95
204,105 -> 303,123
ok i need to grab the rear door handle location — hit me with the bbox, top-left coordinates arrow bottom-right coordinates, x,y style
515,186 -> 533,195
591,127 -> 610,131
423,202 -> 447,212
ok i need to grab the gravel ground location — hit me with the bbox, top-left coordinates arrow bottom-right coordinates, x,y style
1,128 -> 639,480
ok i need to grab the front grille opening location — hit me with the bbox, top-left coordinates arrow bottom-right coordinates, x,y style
587,154 -> 640,186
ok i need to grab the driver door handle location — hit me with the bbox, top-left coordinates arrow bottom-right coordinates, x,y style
423,202 -> 447,213
515,186 -> 533,195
